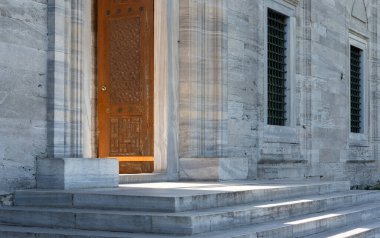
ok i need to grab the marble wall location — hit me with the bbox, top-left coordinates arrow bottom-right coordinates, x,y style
1,0 -> 380,191
0,0 -> 48,192
178,0 -> 380,185
304,0 -> 380,185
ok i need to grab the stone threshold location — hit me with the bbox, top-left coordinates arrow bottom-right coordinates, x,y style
119,173 -> 178,184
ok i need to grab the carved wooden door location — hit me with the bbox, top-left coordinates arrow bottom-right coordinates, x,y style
97,0 -> 154,173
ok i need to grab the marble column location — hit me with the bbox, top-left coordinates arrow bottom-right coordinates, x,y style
42,0 -> 118,189
178,0 -> 247,180
47,0 -> 85,158
179,0 -> 227,158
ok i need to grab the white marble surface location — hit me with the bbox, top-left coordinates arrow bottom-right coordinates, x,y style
1,0 -> 380,193
0,0 -> 48,192
5,180 -> 379,237
179,157 -> 248,181
36,158 -> 119,189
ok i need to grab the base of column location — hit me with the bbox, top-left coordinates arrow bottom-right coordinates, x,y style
179,157 -> 248,181
36,158 -> 119,189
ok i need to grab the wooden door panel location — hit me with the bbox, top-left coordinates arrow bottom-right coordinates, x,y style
98,0 -> 154,169
110,117 -> 142,155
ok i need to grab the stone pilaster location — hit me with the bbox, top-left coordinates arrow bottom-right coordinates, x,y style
179,0 -> 228,158
178,0 -> 248,180
47,0 -> 88,158
298,0 -> 313,172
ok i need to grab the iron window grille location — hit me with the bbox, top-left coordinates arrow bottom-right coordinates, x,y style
267,9 -> 288,126
350,45 -> 362,133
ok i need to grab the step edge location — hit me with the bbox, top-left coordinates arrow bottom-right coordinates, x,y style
2,200 -> 380,236
5,190 -> 380,215
304,218 -> 380,238
14,181 -> 352,212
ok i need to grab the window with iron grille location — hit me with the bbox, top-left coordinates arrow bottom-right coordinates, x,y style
350,45 -> 362,133
267,9 -> 288,126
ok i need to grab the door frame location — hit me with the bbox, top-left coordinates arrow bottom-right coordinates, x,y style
94,0 -> 179,175
96,0 -> 154,163
46,0 -> 179,180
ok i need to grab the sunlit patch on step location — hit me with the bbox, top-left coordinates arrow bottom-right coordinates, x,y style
256,199 -> 313,208
328,227 -> 371,238
286,213 -> 340,225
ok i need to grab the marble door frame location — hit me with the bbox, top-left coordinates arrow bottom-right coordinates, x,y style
46,0 -> 179,181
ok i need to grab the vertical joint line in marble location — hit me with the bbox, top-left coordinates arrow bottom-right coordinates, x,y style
200,0 -> 206,156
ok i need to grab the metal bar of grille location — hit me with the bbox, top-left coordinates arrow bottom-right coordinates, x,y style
267,9 -> 287,126
350,45 -> 362,133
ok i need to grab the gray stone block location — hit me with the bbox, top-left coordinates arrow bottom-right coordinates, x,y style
151,216 -> 193,235
179,157 -> 248,181
36,158 -> 118,189
0,224 -> 140,238
73,194 -> 176,212
15,190 -> 73,207
76,213 -> 152,233
0,207 -> 75,229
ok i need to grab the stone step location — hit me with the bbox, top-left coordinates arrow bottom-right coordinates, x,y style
304,219 -> 380,238
0,224 -> 157,238
14,180 -> 350,212
183,191 -> 380,234
2,202 -> 380,238
188,202 -> 380,238
1,191 -> 380,235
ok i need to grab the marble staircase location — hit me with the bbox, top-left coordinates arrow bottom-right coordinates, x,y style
0,180 -> 380,237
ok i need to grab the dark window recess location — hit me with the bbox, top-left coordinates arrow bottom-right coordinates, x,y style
350,46 -> 362,133
267,9 -> 287,126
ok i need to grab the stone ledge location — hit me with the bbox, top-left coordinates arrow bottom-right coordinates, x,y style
36,158 -> 119,189
283,0 -> 300,7
179,158 -> 248,181
258,159 -> 307,165
346,160 -> 376,164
